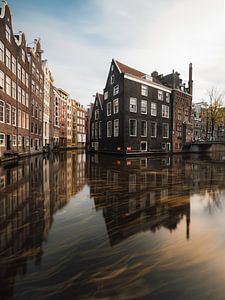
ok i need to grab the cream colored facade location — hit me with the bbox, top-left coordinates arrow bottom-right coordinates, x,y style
67,98 -> 72,147
42,60 -> 53,148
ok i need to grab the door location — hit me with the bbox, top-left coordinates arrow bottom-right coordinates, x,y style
6,135 -> 11,150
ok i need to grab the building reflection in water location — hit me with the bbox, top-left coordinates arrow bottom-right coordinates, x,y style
0,151 -> 86,299
1,152 -> 225,299
87,154 -> 191,246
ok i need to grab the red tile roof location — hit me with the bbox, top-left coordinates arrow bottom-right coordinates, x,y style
115,60 -> 146,78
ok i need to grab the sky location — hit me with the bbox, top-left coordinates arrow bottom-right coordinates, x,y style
7,0 -> 225,107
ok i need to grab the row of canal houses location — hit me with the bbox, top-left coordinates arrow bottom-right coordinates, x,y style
0,2 -> 86,159
90,59 -> 193,154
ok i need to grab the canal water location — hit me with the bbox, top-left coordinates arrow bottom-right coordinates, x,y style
1,151 -> 225,300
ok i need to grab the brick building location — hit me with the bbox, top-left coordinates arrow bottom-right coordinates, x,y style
0,3 -> 30,157
91,59 -> 172,154
27,39 -> 44,154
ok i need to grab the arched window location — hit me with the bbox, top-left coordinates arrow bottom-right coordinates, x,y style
0,100 -> 5,123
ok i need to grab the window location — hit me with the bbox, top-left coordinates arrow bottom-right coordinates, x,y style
22,90 -> 25,105
140,141 -> 147,151
6,76 -> 11,96
130,97 -> 137,112
18,86 -> 22,102
0,133 -> 5,146
22,112 -> 25,128
18,109 -> 21,128
5,49 -> 11,69
162,105 -> 169,118
17,63 -> 21,80
166,92 -> 170,103
26,93 -> 29,107
113,84 -> 119,96
12,56 -> 16,74
0,100 -> 5,123
141,120 -> 147,137
150,122 -> 157,137
0,41 -> 4,62
95,109 -> 99,120
141,85 -> 148,96
5,24 -> 11,42
113,98 -> 119,114
114,119 -> 119,137
12,81 -> 16,99
162,123 -> 169,138
5,104 -> 11,124
11,107 -> 16,126
151,102 -> 157,116
129,119 -> 137,136
177,125 -> 182,137
104,91 -> 108,100
0,71 -> 4,90
111,74 -> 115,84
107,121 -> 112,137
158,90 -> 163,100
141,100 -> 147,114
107,102 -> 111,116
12,135 -> 17,146
22,68 -> 25,84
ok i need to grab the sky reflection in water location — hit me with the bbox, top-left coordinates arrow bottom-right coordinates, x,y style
0,152 -> 225,300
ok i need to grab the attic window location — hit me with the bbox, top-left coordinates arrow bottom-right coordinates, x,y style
111,75 -> 115,85
111,65 -> 114,71
5,24 -> 10,42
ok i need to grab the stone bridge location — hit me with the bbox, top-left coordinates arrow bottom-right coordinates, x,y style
184,141 -> 225,153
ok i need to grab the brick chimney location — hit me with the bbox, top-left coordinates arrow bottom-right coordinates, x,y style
188,63 -> 193,95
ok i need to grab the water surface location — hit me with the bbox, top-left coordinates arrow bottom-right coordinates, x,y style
0,151 -> 225,299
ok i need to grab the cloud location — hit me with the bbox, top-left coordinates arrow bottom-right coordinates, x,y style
10,0 -> 225,106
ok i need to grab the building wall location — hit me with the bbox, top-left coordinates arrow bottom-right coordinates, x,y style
0,4 -> 30,157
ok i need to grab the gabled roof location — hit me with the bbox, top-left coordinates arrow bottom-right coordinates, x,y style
96,92 -> 103,110
115,60 -> 146,78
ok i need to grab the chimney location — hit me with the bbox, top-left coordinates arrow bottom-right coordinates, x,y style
188,63 -> 193,95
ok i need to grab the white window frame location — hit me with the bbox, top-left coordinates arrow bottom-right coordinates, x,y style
151,102 -> 157,116
0,70 -> 4,90
141,100 -> 147,114
162,123 -> 169,138
0,100 -> 5,123
114,119 -> 119,137
107,121 -> 112,137
150,122 -> 157,138
110,74 -> 115,85
5,103 -> 12,125
140,141 -> 148,152
141,120 -> 147,137
158,90 -> 163,100
162,104 -> 169,118
107,102 -> 111,116
129,119 -> 137,136
130,97 -> 137,113
95,109 -> 99,120
113,98 -> 119,114
0,133 -> 5,147
166,92 -> 170,103
5,49 -> 11,70
113,84 -> 119,96
11,106 -> 16,126
141,85 -> 148,96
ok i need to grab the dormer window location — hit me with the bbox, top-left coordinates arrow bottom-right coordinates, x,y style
5,24 -> 10,42
111,74 -> 115,85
